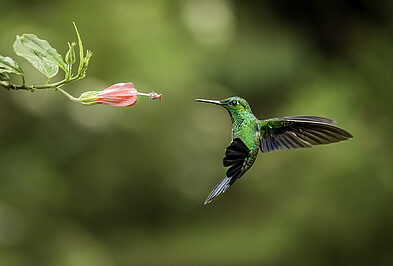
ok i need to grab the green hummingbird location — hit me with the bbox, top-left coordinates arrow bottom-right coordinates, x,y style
195,97 -> 353,204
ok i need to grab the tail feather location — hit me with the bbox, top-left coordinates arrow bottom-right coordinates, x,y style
204,177 -> 232,205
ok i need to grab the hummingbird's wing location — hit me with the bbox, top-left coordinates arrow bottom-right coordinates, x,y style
204,138 -> 250,204
259,116 -> 352,153
282,115 -> 336,124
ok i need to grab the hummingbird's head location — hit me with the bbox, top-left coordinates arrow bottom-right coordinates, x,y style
195,97 -> 255,122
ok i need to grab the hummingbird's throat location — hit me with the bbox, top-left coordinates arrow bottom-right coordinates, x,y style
229,111 -> 245,127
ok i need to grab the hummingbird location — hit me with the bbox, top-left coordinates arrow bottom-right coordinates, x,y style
195,97 -> 353,204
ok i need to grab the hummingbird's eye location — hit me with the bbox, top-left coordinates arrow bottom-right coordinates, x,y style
229,100 -> 239,106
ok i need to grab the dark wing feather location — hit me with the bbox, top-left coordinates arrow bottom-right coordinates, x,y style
204,138 -> 250,204
223,138 -> 250,183
283,115 -> 336,124
260,116 -> 352,153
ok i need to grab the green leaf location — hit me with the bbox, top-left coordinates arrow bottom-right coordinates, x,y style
0,72 -> 10,81
13,34 -> 67,78
0,55 -> 24,76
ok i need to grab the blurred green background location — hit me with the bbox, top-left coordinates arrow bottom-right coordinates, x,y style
1,0 -> 392,265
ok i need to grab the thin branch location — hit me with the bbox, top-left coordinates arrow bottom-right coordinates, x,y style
0,75 -> 84,91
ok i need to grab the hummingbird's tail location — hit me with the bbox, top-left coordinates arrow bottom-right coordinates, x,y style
204,138 -> 251,204
204,176 -> 231,205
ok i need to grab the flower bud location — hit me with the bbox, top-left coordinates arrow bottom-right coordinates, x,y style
79,50 -> 93,77
65,42 -> 76,66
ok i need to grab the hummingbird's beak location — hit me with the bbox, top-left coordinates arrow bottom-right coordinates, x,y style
195,99 -> 222,105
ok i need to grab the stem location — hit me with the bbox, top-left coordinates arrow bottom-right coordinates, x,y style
33,75 -> 82,89
67,64 -> 72,80
0,75 -> 83,91
56,87 -> 79,102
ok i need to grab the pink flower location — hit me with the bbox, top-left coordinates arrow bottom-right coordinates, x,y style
60,82 -> 162,107
95,82 -> 138,107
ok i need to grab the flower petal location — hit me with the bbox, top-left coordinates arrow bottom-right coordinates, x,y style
95,82 -> 138,107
